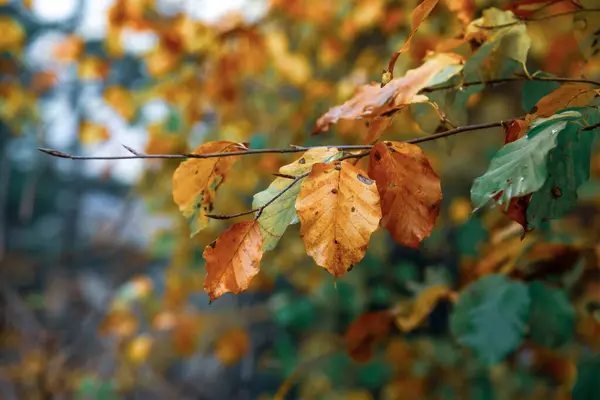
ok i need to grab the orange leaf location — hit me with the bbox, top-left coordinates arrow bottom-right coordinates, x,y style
78,56 -> 110,80
393,285 -> 452,332
387,0 -> 440,77
504,119 -> 529,144
103,86 -> 136,121
172,141 -> 245,236
525,83 -> 598,124
296,161 -> 381,277
215,328 -> 250,366
345,311 -> 393,362
368,141 -> 442,248
79,121 -> 110,145
312,52 -> 463,134
203,221 -> 263,301
52,35 -> 84,62
442,0 -> 475,25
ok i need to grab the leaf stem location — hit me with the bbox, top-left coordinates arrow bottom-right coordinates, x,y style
475,7 -> 600,30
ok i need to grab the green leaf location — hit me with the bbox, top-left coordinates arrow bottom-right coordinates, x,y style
450,274 -> 530,365
572,357 -> 600,400
527,281 -> 575,348
527,120 -> 595,229
253,149 -> 341,251
165,108 -> 183,134
522,73 -> 560,113
357,360 -> 393,390
470,111 -> 581,210
457,216 -> 488,257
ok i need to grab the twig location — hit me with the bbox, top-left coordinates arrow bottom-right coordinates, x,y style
476,7 -> 600,30
582,121 -> 600,131
420,75 -> 600,93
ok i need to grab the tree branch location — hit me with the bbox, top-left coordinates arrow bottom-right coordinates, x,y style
476,7 -> 600,30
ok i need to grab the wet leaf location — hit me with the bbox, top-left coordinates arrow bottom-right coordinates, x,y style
368,141 -> 442,248
450,274 -> 530,365
471,110 -> 582,210
296,161 -> 381,277
203,220 -> 263,301
253,148 -> 342,251
345,311 -> 393,362
172,141 -> 245,237
313,53 -> 464,134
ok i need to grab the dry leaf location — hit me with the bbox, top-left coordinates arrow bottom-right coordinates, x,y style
202,221 -> 263,301
345,311 -> 393,362
442,0 -> 475,25
525,84 -> 598,124
172,141 -> 244,237
387,0 -> 441,77
393,285 -> 452,332
312,52 -> 464,134
368,141 -> 442,248
79,121 -> 110,145
296,161 -> 381,277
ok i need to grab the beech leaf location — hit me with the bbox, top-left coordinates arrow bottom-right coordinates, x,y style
172,141 -> 245,237
253,147 -> 342,251
203,220 -> 263,301
296,161 -> 381,277
345,311 -> 393,363
368,141 -> 442,248
393,285 -> 452,332
312,52 -> 464,134
525,84 -> 598,124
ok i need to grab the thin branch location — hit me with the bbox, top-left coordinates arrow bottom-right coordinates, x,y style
476,7 -> 600,30
420,75 -> 600,94
582,121 -> 600,131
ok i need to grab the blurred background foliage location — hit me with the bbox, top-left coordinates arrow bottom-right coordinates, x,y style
1,0 -> 600,399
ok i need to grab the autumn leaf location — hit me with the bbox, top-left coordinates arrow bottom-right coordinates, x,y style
442,0 -> 475,25
52,35 -> 84,62
253,148 -> 341,251
393,285 -> 453,332
215,328 -> 250,366
79,121 -> 110,145
386,0 -> 440,78
202,220 -> 263,301
368,141 -> 442,248
103,86 -> 136,121
172,141 -> 245,237
296,161 -> 381,277
312,52 -> 464,134
345,311 -> 393,362
525,83 -> 598,124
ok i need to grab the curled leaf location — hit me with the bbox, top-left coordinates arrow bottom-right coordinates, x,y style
312,53 -> 464,134
296,161 -> 381,277
203,220 -> 263,301
345,311 -> 393,362
393,285 -> 453,332
172,141 -> 245,237
368,141 -> 442,248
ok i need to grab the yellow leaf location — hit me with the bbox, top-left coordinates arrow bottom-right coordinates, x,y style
214,328 -> 250,366
296,161 -> 381,277
103,86 -> 136,121
79,121 -> 110,145
78,56 -> 110,80
145,45 -> 181,77
279,147 -> 341,176
393,285 -> 452,332
203,220 -> 263,301
172,141 -> 244,236
0,16 -> 25,54
52,35 -> 84,62
368,141 -> 442,248
312,52 -> 464,134
126,335 -> 153,365
525,83 -> 598,124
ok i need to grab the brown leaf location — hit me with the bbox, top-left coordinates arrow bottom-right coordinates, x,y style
504,119 -> 529,144
345,311 -> 393,362
203,221 -> 263,301
312,52 -> 464,134
525,83 -> 598,124
387,0 -> 441,77
172,141 -> 245,236
368,141 -> 442,248
393,285 -> 452,332
296,161 -> 381,277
